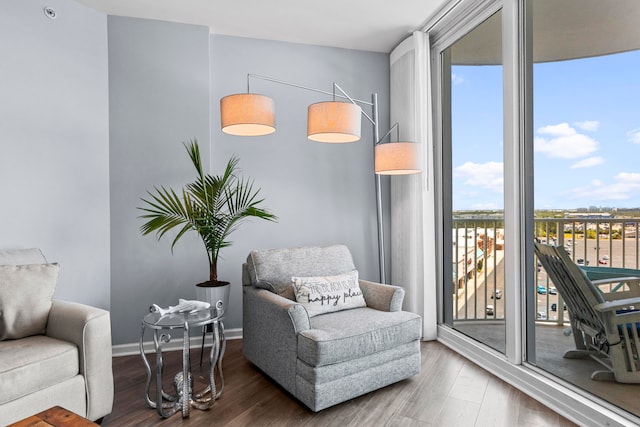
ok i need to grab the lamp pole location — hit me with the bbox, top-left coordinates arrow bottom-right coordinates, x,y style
372,93 -> 386,283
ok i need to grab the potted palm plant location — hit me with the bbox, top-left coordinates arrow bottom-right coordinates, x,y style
138,139 -> 277,311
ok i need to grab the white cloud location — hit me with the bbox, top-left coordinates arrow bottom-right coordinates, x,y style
568,172 -> 640,201
627,128 -> 640,144
538,123 -> 576,136
570,156 -> 604,169
451,73 -> 464,85
454,161 -> 503,193
534,122 -> 599,159
616,172 -> 640,184
574,121 -> 600,132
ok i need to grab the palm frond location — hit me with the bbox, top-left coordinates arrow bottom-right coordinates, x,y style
138,141 -> 277,280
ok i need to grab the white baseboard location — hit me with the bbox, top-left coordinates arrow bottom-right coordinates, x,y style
112,327 -> 242,357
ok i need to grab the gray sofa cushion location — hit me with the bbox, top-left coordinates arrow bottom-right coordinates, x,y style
0,335 -> 79,404
298,307 -> 422,366
247,245 -> 355,296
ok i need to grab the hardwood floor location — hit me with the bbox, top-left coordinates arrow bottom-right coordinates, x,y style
104,340 -> 577,426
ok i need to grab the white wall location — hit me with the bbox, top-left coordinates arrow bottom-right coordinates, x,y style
108,17 -> 211,345
1,4 -> 390,345
0,0 -> 110,309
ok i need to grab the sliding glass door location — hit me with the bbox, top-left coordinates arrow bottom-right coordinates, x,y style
527,0 -> 640,418
441,10 -> 506,354
433,0 -> 640,422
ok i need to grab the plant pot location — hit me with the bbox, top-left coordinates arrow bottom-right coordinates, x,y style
195,281 -> 231,315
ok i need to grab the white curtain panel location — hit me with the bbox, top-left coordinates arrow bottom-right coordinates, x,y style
389,31 -> 437,340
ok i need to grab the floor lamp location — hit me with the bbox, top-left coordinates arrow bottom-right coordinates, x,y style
219,74 -> 421,283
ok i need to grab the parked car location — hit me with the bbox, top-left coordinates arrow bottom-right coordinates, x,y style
536,311 -> 547,320
486,305 -> 494,316
490,289 -> 503,299
548,287 -> 557,295
536,285 -> 547,295
576,258 -> 590,266
602,254 -> 610,261
599,259 -> 608,265
551,302 -> 567,312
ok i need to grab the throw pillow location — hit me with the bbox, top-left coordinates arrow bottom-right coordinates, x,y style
291,270 -> 366,317
0,263 -> 59,340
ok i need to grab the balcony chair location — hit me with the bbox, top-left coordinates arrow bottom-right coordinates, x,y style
242,244 -> 422,411
534,242 -> 640,383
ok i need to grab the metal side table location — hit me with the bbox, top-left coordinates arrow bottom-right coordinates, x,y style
139,304 -> 225,418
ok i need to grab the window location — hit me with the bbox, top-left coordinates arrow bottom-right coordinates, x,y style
441,10 -> 506,354
430,0 -> 640,424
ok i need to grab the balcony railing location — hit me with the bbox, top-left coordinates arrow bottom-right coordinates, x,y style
452,217 -> 640,323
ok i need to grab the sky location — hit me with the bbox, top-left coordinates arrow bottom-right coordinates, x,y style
451,50 -> 640,211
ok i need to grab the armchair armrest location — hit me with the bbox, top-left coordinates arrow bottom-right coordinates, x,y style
359,279 -> 405,312
250,287 -> 311,333
582,266 -> 640,293
594,297 -> 640,313
592,277 -> 640,293
46,299 -> 113,421
602,289 -> 640,301
242,286 -> 309,395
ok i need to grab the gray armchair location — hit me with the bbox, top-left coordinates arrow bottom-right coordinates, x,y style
242,244 -> 422,411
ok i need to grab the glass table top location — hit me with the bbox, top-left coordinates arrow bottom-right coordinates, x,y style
142,307 -> 223,330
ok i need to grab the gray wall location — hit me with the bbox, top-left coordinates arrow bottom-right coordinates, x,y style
210,35 -> 390,330
0,0 -> 110,309
108,17 -> 211,345
1,4 -> 390,345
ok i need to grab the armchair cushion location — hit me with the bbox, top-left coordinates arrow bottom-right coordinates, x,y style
298,307 -> 422,366
292,270 -> 365,317
0,335 -> 78,404
0,263 -> 59,340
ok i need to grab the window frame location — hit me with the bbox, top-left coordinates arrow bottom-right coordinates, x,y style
427,0 -> 636,425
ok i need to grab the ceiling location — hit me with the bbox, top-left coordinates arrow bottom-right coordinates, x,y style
451,0 -> 640,65
73,0 -> 448,53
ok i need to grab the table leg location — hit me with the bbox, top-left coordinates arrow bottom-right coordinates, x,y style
193,319 -> 225,407
154,331 -> 178,418
139,324 -> 154,408
180,321 -> 191,418
216,321 -> 226,398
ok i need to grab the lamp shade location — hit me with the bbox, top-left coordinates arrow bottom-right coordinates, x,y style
307,101 -> 361,143
220,93 -> 275,136
375,142 -> 422,175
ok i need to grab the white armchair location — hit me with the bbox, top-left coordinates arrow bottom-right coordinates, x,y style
0,249 -> 114,425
